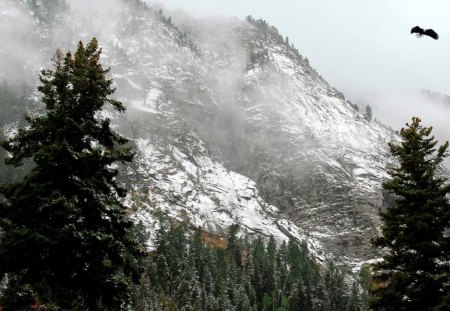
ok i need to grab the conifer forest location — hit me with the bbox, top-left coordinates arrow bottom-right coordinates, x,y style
0,0 -> 449,310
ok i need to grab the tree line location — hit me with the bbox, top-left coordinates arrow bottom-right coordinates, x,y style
132,221 -> 368,311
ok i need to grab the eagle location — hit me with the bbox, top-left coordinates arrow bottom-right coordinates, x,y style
411,26 -> 439,40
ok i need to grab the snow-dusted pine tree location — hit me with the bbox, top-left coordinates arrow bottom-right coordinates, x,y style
0,38 -> 144,310
370,117 -> 450,310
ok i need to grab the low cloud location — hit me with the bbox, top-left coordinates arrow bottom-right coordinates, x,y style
361,87 -> 450,148
0,0 -> 39,84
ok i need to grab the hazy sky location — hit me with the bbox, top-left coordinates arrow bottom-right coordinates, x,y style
154,0 -> 450,135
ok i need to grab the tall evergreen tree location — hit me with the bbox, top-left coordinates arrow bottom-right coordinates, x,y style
0,38 -> 144,310
346,281 -> 362,311
226,224 -> 242,268
323,262 -> 348,311
370,117 -> 450,310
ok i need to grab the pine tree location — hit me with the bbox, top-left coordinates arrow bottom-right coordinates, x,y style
364,105 -> 372,122
370,117 -> 450,310
226,224 -> 242,267
346,281 -> 361,311
323,262 -> 348,311
357,264 -> 370,310
0,38 -> 144,310
249,236 -> 268,308
275,240 -> 289,309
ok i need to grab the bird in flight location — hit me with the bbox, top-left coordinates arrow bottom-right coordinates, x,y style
411,26 -> 439,40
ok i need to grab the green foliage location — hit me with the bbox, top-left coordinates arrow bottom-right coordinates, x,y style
0,38 -> 145,310
356,264 -> 370,310
323,262 -> 348,311
134,221 -> 366,310
370,117 -> 450,310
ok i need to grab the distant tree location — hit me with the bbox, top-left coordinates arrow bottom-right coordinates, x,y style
370,117 -> 450,310
346,100 -> 359,111
364,105 -> 372,121
346,281 -> 362,311
323,262 -> 348,311
357,264 -> 371,310
265,236 -> 277,295
246,15 -> 254,23
226,224 -> 242,267
0,38 -> 144,309
255,18 -> 269,30
249,236 -> 268,308
136,220 -> 361,310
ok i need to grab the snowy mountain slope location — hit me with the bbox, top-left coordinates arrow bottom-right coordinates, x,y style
1,0 -> 318,253
0,0 -> 399,269
157,16 -> 398,266
230,22 -> 397,265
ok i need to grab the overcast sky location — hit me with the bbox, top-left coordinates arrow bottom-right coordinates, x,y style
153,0 -> 450,135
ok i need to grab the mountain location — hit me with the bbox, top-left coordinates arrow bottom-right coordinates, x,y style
0,0 -> 398,270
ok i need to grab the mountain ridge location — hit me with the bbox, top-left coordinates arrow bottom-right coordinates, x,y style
0,0 -> 399,270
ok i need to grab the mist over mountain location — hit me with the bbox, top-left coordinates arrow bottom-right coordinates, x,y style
0,0 -> 401,270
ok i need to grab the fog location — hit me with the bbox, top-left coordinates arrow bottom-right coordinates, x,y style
156,0 -> 450,147
0,1 -> 39,84
1,0 -> 446,275
2,0 -> 449,154
0,0 -> 130,84
66,0 -> 129,43
361,88 -> 450,145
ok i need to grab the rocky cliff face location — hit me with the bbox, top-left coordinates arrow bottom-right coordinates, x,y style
1,0 -> 398,269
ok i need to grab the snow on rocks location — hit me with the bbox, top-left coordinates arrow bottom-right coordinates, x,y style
133,137 -> 314,248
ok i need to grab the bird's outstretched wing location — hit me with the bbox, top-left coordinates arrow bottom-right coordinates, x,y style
411,26 -> 423,34
424,29 -> 439,40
